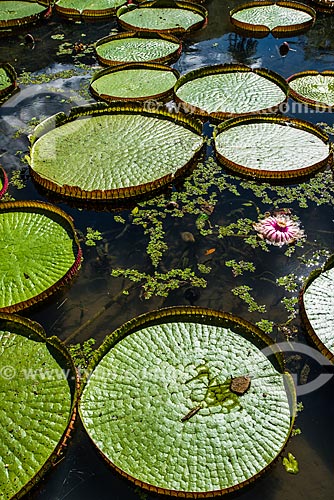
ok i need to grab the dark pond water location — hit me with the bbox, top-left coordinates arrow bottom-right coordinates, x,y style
1,1 -> 334,499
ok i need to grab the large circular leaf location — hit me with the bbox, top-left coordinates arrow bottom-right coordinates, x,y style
80,307 -> 295,497
174,64 -> 288,119
95,32 -> 181,66
287,70 -> 334,110
0,63 -> 17,99
0,313 -> 78,498
213,115 -> 332,180
0,201 -> 82,312
0,167 -> 8,199
116,1 -> 208,35
90,63 -> 179,102
230,1 -> 315,38
300,255 -> 334,362
28,102 -> 204,201
0,1 -> 50,32
55,0 -> 125,19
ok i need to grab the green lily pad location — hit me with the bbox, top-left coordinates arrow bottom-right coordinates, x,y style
0,63 -> 16,99
174,64 -> 288,119
0,201 -> 82,312
230,1 -> 315,37
80,307 -> 295,496
213,115 -> 331,180
0,167 -> 8,199
55,0 -> 125,19
0,313 -> 77,498
90,63 -> 179,102
300,255 -> 334,362
117,1 -> 207,35
0,1 -> 49,31
28,102 -> 204,201
95,32 -> 181,66
287,71 -> 334,110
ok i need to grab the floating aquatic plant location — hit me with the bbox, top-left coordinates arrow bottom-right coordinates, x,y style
0,313 -> 78,498
0,1 -> 51,34
79,307 -> 296,496
230,1 -> 315,38
253,211 -> 305,247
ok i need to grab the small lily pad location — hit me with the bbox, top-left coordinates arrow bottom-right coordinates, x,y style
174,64 -> 288,119
287,70 -> 334,110
213,114 -> 331,180
90,63 -> 179,102
95,31 -> 181,66
117,0 -> 208,35
230,1 -> 315,38
55,0 -> 125,19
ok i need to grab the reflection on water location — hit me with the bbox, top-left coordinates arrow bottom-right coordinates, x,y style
0,1 -> 334,499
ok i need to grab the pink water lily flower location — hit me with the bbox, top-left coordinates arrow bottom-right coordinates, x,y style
253,212 -> 305,247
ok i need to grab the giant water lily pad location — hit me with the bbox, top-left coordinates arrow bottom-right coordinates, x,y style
0,1 -> 49,32
214,115 -> 331,180
95,32 -> 181,66
90,63 -> 179,102
0,63 -> 17,99
287,71 -> 334,110
300,255 -> 334,362
174,64 -> 288,119
55,0 -> 125,19
80,307 -> 295,497
28,102 -> 204,201
230,1 -> 315,37
0,201 -> 82,312
116,1 -> 207,35
0,167 -> 8,199
0,313 -> 77,498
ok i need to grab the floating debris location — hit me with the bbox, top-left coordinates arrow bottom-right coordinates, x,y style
181,231 -> 195,243
230,376 -> 251,395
